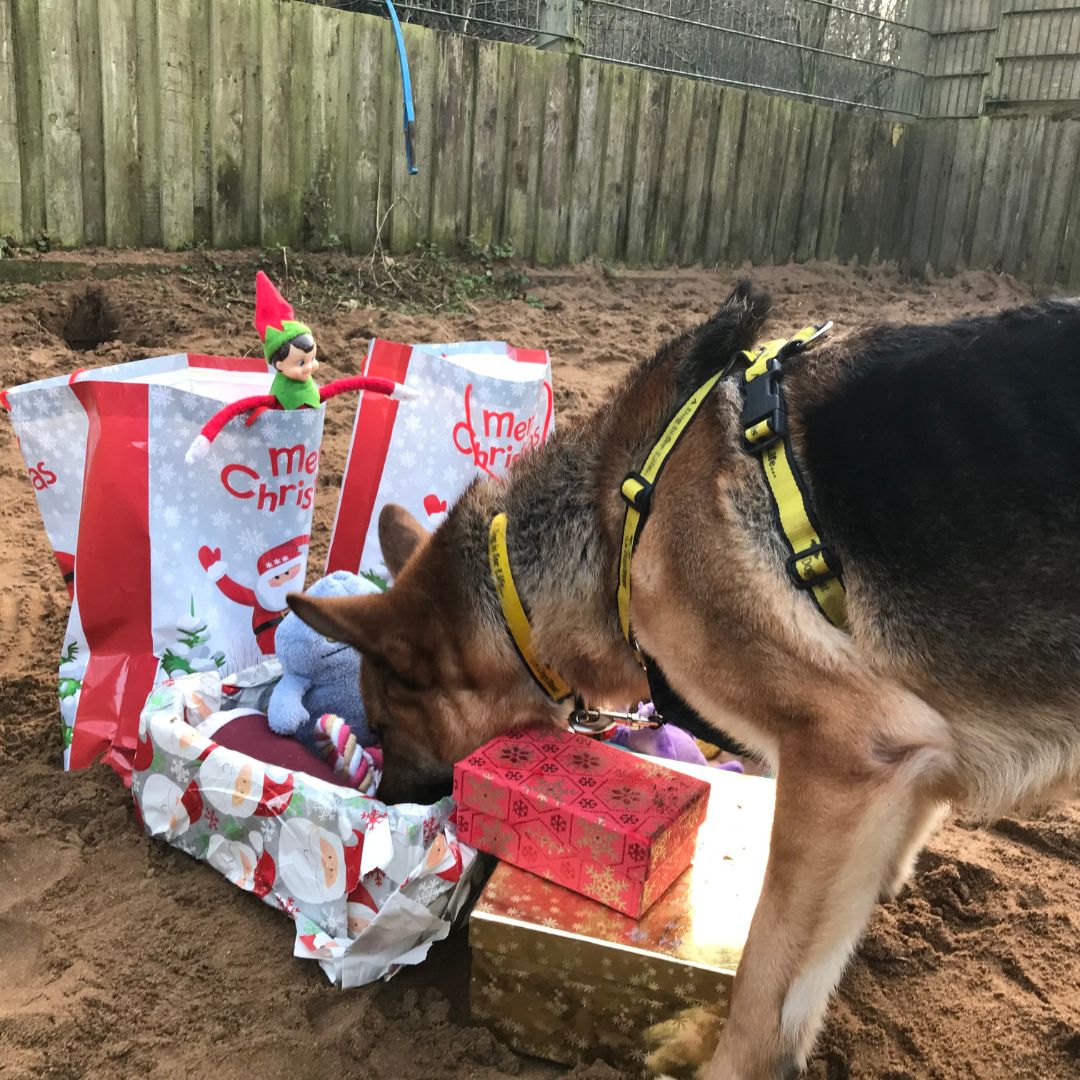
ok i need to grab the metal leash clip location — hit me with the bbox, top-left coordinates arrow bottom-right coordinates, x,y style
568,706 -> 663,740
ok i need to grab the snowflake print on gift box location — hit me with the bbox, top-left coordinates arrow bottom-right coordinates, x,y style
512,799 -> 529,818
620,812 -> 640,826
204,807 -> 219,831
628,841 -> 648,863
579,776 -> 597,788
549,813 -> 567,834
467,755 -> 485,768
465,774 -> 508,816
497,743 -> 534,766
579,797 -> 597,810
423,816 -> 439,845
607,784 -> 645,809
359,806 -> 388,829
574,821 -> 616,861
367,867 -> 387,889
584,864 -> 629,907
539,762 -> 558,774
569,749 -> 602,772
504,769 -> 523,782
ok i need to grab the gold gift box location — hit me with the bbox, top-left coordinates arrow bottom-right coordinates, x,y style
469,761 -> 776,1071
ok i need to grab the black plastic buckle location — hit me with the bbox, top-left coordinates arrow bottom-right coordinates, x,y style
786,543 -> 841,590
621,471 -> 654,517
740,359 -> 786,453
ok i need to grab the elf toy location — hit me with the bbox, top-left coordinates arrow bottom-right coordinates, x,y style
186,271 -> 414,463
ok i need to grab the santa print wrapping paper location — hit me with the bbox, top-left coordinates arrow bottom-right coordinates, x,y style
453,727 -> 710,917
2,354 -> 323,777
132,667 -> 478,987
326,340 -> 553,582
468,764 -> 776,1070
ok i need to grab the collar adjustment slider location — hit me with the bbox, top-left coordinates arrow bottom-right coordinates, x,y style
620,472 -> 654,517
741,358 -> 786,453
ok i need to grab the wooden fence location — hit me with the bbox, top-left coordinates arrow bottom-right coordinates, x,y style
1,0 -> 1078,288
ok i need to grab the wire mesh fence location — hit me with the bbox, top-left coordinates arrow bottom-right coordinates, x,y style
304,0 -> 1080,117
306,0 -> 551,45
579,0 -> 928,115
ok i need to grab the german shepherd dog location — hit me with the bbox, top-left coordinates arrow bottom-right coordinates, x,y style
289,282 -> 1080,1079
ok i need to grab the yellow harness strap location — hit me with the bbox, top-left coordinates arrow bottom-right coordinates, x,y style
616,370 -> 726,644
488,512 -> 573,704
738,322 -> 847,630
617,320 -> 847,644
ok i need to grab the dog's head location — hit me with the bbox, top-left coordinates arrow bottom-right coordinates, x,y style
288,502 -> 561,804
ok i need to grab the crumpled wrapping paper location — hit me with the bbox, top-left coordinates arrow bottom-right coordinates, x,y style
131,668 -> 478,987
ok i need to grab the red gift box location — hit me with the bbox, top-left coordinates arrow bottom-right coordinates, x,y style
452,727 -> 710,917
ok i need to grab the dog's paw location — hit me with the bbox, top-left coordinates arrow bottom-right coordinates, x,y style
644,1005 -> 723,1078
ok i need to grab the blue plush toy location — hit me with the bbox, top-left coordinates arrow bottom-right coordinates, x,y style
267,570 -> 380,746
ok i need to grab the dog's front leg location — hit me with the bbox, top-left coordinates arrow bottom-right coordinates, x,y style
704,742 -> 934,1080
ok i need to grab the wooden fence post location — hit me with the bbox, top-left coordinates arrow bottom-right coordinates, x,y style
538,0 -> 580,53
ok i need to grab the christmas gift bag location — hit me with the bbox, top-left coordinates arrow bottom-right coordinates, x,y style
326,341 -> 554,582
3,354 -> 324,776
133,666 -> 479,987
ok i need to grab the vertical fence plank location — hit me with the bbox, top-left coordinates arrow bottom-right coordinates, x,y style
189,0 -> 212,244
816,109 -> 852,262
430,33 -> 474,252
969,118 -> 1014,271
239,0 -> 261,245
346,13 -> 380,253
99,0 -> 139,246
502,46 -> 541,258
1032,121 -> 1080,285
258,0 -> 292,247
38,0 -> 83,246
772,99 -> 811,266
209,0 -> 244,247
926,121 -> 958,272
934,119 -> 978,275
906,120 -> 949,274
287,0 -> 313,246
567,56 -> 602,264
382,18 -> 409,252
135,0 -> 162,246
301,2 -> 341,248
625,72 -> 665,266
12,0 -> 44,240
76,0 -> 105,245
837,114 -> 876,265
536,49 -> 570,265
728,89 -> 768,265
1001,117 -> 1046,277
594,63 -> 634,263
677,81 -> 719,267
159,0 -> 194,249
752,95 -> 791,266
0,0 -> 22,238
793,106 -> 832,264
1019,118 -> 1063,281
469,37 -> 503,251
650,75 -> 693,266
405,26 -> 440,247
703,88 -> 745,266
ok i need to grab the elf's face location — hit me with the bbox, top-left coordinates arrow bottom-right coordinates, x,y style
277,340 -> 320,382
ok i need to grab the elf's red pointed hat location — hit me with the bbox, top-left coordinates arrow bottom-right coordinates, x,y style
254,271 -> 312,362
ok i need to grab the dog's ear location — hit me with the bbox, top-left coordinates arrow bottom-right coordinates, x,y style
286,590 -> 433,685
378,503 -> 430,577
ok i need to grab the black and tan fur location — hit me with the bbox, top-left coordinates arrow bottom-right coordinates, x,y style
289,282 -> 1080,1079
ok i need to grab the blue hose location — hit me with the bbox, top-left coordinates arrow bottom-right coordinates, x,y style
384,0 -> 418,175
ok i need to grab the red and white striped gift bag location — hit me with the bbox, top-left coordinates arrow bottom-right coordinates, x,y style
4,354 -> 324,779
326,341 -> 555,583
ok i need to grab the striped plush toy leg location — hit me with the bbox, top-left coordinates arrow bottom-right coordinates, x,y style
314,714 -> 379,794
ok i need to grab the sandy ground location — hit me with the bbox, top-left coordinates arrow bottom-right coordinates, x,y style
0,250 -> 1077,1080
